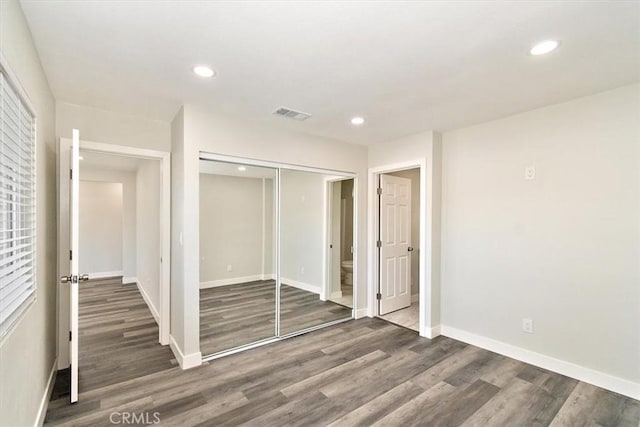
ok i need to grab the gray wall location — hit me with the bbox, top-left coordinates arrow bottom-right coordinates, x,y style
441,84 -> 640,383
0,1 -> 57,425
79,181 -> 123,275
199,174 -> 272,284
136,159 -> 161,314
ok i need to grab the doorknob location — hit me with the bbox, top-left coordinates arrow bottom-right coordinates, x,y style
60,274 -> 90,283
79,274 -> 89,282
408,247 -> 414,252
60,275 -> 72,283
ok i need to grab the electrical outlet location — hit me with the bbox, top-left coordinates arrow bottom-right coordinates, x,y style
525,166 -> 536,180
522,318 -> 534,334
227,264 -> 233,272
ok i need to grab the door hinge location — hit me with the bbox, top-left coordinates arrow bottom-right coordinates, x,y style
69,331 -> 72,341
70,169 -> 73,180
376,187 -> 382,195
69,250 -> 73,260
376,293 -> 382,300
376,240 -> 382,248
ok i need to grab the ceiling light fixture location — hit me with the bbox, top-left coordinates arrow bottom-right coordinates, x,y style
193,65 -> 215,78
79,156 -> 84,160
351,117 -> 365,125
237,166 -> 247,171
530,40 -> 559,56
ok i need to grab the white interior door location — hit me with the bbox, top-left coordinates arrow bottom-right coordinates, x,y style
379,174 -> 412,315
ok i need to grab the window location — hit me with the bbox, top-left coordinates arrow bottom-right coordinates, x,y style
0,68 -> 36,338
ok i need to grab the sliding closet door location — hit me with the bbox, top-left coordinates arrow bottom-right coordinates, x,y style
199,160 -> 277,356
279,169 -> 353,335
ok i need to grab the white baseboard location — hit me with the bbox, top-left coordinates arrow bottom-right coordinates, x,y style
440,325 -> 640,400
261,273 -> 276,281
355,308 -> 368,319
200,274 -> 264,289
330,291 -> 343,299
422,324 -> 441,339
89,270 -> 123,280
122,276 -> 137,285
169,335 -> 202,370
134,280 -> 160,325
34,358 -> 57,427
281,277 -> 320,294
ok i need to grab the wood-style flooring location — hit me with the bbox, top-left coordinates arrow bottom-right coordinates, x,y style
200,280 -> 352,355
45,278 -> 640,426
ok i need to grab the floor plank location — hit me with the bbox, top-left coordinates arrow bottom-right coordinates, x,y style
45,278 -> 640,426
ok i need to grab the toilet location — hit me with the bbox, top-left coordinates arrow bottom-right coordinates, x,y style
340,260 -> 353,286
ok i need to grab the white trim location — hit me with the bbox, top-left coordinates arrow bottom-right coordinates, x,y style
34,358 -> 57,427
354,308 -> 369,319
89,270 -> 123,280
134,280 -> 160,324
169,335 -> 202,370
281,277 -> 320,294
0,51 -> 37,116
261,273 -> 277,281
200,275 -> 265,289
330,291 -> 343,299
426,324 -> 441,339
122,276 -> 137,284
441,325 -> 640,400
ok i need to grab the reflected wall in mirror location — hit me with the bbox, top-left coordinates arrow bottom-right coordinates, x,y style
279,169 -> 353,336
199,160 -> 276,356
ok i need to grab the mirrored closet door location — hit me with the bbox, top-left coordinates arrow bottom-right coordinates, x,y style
279,169 -> 353,336
199,157 -> 355,358
199,160 -> 277,356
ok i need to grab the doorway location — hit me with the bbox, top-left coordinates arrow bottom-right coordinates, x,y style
327,178 -> 355,309
372,167 -> 421,332
57,135 -> 171,402
378,168 -> 420,331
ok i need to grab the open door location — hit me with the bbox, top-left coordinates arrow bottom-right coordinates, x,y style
378,174 -> 412,315
60,129 -> 88,403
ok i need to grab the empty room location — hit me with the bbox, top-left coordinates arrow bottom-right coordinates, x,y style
0,1 -> 638,426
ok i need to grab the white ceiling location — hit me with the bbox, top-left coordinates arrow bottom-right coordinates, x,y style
21,1 -> 640,145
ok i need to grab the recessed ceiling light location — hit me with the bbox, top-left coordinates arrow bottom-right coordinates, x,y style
351,117 -> 365,125
530,40 -> 559,56
193,65 -> 215,78
79,156 -> 84,160
237,166 -> 247,171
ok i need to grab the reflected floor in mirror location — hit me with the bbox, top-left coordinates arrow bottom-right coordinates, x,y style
200,281 -> 351,356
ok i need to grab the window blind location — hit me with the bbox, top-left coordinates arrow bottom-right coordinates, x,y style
0,70 -> 36,337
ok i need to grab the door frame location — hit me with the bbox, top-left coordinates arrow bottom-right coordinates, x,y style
368,159 -> 430,337
325,177 -> 354,305
57,138 -> 171,369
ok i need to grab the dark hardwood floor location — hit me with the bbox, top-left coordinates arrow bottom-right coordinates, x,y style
200,280 -> 352,355
45,278 -> 640,426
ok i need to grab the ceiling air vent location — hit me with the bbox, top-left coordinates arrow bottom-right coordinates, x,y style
273,106 -> 312,121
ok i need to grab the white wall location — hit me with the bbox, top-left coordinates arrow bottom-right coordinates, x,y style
441,84 -> 640,389
80,168 -> 137,280
389,168 -> 420,296
79,181 -> 123,275
171,104 -> 368,364
199,174 -> 269,285
0,1 -> 57,425
280,169 -> 326,292
56,102 -> 171,151
136,159 -> 161,318
369,131 -> 442,331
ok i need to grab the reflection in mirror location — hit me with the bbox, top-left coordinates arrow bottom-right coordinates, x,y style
199,159 -> 276,355
280,169 -> 353,336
